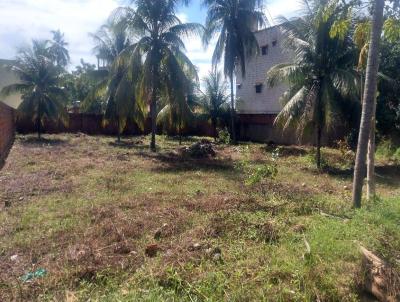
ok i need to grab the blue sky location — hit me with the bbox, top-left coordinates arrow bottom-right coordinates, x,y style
0,0 -> 301,79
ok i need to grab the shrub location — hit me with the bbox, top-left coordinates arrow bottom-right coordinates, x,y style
217,128 -> 231,145
236,147 -> 279,186
394,148 -> 400,162
335,140 -> 355,166
376,138 -> 400,162
246,149 -> 279,185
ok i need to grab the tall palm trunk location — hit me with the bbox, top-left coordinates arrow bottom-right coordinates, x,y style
178,114 -> 182,146
150,98 -> 157,151
352,0 -> 384,208
37,99 -> 42,139
316,123 -> 322,169
367,94 -> 377,200
37,116 -> 41,139
150,64 -> 157,151
212,117 -> 217,141
117,118 -> 121,143
229,74 -> 236,144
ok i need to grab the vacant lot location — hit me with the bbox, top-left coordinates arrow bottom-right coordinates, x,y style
0,134 -> 399,301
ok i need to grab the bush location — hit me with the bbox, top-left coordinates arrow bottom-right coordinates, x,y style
217,128 -> 231,145
236,147 -> 279,186
335,140 -> 355,167
394,148 -> 400,162
376,138 -> 400,161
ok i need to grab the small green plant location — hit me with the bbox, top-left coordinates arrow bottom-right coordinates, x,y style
393,148 -> 400,162
217,127 -> 231,145
376,138 -> 400,162
335,139 -> 354,167
246,149 -> 279,185
306,147 -> 328,169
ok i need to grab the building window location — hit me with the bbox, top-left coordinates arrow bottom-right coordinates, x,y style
261,45 -> 269,55
272,40 -> 277,47
255,84 -> 263,93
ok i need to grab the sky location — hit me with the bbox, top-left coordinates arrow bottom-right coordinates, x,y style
0,0 -> 301,80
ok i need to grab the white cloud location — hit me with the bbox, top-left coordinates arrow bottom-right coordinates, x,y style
0,0 -> 120,67
0,0 -> 303,82
265,0 -> 303,23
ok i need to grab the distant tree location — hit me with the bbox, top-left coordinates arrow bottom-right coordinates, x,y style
116,0 -> 203,150
66,60 -> 107,114
197,70 -> 230,140
90,19 -> 142,142
1,40 -> 68,139
267,0 -> 358,169
48,30 -> 70,68
377,40 -> 400,137
202,0 -> 266,144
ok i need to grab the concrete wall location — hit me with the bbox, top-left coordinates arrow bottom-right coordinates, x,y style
0,102 -> 15,169
238,114 -> 305,145
236,25 -> 291,115
16,113 -> 218,138
235,25 -> 299,144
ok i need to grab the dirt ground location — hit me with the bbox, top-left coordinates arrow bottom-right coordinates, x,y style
0,134 -> 399,301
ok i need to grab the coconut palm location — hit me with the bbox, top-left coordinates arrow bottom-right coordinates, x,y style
89,19 -> 143,142
91,20 -> 131,66
48,30 -> 70,68
353,0 -> 385,208
157,70 -> 198,145
197,70 -> 230,140
267,1 -> 359,169
1,40 -> 68,139
115,0 -> 203,151
202,0 -> 266,143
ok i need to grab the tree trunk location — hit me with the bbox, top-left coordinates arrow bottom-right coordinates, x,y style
229,75 -> 237,144
212,118 -> 217,141
316,124 -> 322,169
37,116 -> 41,140
150,64 -> 157,151
117,118 -> 121,143
179,123 -> 182,146
352,0 -> 384,208
367,95 -> 377,200
150,99 -> 157,151
37,100 -> 42,140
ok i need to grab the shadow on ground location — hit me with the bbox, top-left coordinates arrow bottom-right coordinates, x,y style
18,136 -> 70,147
137,150 -> 237,175
323,164 -> 400,188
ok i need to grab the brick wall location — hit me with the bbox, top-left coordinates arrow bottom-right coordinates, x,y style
0,102 -> 15,169
16,113 -> 218,138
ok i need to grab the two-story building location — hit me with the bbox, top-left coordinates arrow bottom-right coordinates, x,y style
236,25 -> 296,144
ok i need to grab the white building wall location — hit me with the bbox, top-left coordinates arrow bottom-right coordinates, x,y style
236,26 -> 291,114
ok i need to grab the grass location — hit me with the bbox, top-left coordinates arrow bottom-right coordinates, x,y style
0,133 -> 399,301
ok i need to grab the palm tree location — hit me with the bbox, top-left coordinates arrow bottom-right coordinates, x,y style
353,19 -> 393,201
48,30 -> 70,68
354,20 -> 377,200
90,19 -> 143,142
197,70 -> 230,140
202,0 -> 266,144
1,40 -> 68,139
266,1 -> 359,169
353,0 -> 385,208
157,96 -> 192,145
115,0 -> 203,151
